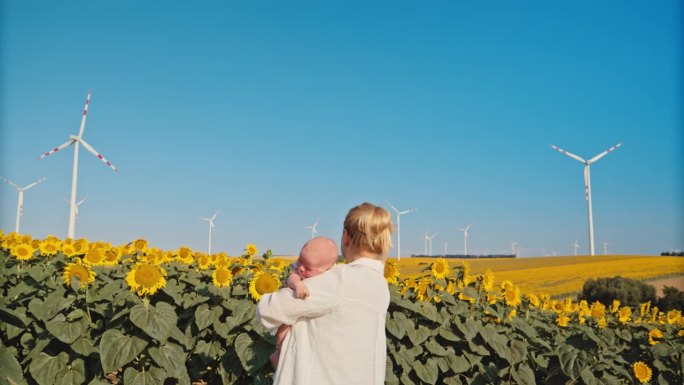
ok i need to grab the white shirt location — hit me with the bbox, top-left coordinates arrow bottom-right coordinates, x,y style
257,258 -> 390,385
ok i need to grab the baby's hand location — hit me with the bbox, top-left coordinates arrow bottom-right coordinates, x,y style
292,281 -> 310,299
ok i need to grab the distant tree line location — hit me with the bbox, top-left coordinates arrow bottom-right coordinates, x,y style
661,251 -> 684,256
580,276 -> 684,311
411,254 -> 517,259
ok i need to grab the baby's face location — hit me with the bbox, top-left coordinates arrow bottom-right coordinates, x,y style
296,251 -> 336,279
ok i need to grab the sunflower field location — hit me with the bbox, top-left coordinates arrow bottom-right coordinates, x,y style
1,231 -> 683,385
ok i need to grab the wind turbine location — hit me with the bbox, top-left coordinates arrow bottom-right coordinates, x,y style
199,209 -> 220,254
1,177 -> 46,233
63,195 -> 89,221
305,220 -> 319,239
456,224 -> 472,256
551,142 -> 622,256
511,241 -> 519,257
603,241 -> 610,255
427,233 -> 437,256
444,242 -> 448,257
387,201 -> 416,261
38,92 -> 118,239
573,240 -> 580,256
421,232 -> 429,255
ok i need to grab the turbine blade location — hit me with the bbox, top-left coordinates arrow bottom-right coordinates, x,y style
39,139 -> 75,159
23,177 -> 47,191
588,142 -> 623,164
551,144 -> 586,163
1,178 -> 20,189
583,166 -> 590,201
79,139 -> 118,171
77,92 -> 91,138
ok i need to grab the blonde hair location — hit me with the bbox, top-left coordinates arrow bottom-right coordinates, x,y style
343,202 -> 394,257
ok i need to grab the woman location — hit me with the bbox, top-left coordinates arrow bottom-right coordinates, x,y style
257,202 -> 394,385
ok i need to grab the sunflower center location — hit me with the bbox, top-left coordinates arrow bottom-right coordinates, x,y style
135,264 -> 161,287
255,275 -> 278,295
70,265 -> 89,282
18,247 -> 30,257
215,268 -> 231,284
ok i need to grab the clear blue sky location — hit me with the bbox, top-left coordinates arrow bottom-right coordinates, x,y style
1,1 -> 682,257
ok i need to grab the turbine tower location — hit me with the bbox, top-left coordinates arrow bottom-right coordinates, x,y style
305,220 -> 319,239
511,241 -> 518,257
457,224 -> 472,256
1,177 -> 46,233
444,242 -> 448,257
603,241 -> 610,255
551,142 -> 622,256
199,209 -> 220,254
387,201 -> 416,261
38,92 -> 118,239
421,232 -> 428,255
427,233 -> 437,256
63,195 -> 89,221
573,240 -> 580,256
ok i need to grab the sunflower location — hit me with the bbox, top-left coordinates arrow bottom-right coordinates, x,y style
486,293 -> 498,305
103,247 -> 122,266
126,262 -> 167,296
176,246 -> 194,264
39,237 -> 61,256
648,328 -> 663,345
590,302 -> 606,319
556,314 -> 570,327
500,280 -> 514,291
415,278 -> 431,302
633,361 -> 652,383
618,307 -> 632,325
597,317 -> 607,329
132,238 -> 148,253
503,285 -> 521,307
666,310 -> 681,325
84,247 -> 105,266
246,243 -> 258,256
248,272 -> 281,301
458,292 -> 475,304
479,269 -> 494,292
212,266 -> 233,288
384,260 -> 400,285
62,259 -> 96,288
610,299 -> 621,313
197,253 -> 211,270
460,261 -> 471,284
526,294 -> 540,307
73,239 -> 89,255
266,257 -> 287,272
446,281 -> 456,295
507,309 -> 517,320
62,243 -> 78,258
10,243 -> 36,260
430,258 -> 450,280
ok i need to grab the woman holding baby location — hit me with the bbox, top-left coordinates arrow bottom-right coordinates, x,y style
256,202 -> 394,385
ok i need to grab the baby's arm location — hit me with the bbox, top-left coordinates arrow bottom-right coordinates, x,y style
287,271 -> 310,299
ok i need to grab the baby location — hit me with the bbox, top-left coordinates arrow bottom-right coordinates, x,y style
269,237 -> 339,369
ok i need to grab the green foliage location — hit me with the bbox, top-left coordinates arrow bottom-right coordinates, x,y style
1,248 -> 683,385
581,276 -> 657,307
657,286 -> 684,312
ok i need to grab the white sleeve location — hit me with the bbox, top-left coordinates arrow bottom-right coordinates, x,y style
256,266 -> 344,333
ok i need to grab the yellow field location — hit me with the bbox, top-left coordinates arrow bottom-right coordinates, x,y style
394,255 -> 684,298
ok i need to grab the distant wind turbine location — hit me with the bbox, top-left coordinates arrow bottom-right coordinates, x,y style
457,224 -> 472,256
511,241 -> 518,257
63,195 -> 89,221
199,209 -> 220,254
1,177 -> 46,233
305,220 -> 319,239
387,201 -> 416,261
551,142 -> 622,256
603,241 -> 610,255
444,242 -> 448,257
573,240 -> 580,256
427,233 -> 437,256
38,92 -> 118,239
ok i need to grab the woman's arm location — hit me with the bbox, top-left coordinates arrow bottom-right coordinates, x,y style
256,266 -> 344,333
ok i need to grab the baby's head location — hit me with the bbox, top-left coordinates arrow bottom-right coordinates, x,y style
295,237 -> 339,279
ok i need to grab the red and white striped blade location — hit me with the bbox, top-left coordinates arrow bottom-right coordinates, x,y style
551,144 -> 585,163
39,139 -> 75,159
77,92 -> 91,138
588,142 -> 623,164
79,138 -> 118,171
